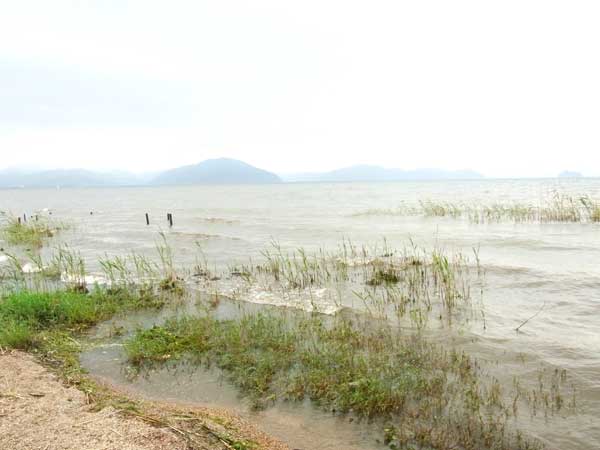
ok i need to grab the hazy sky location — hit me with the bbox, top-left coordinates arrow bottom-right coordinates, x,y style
1,1 -> 599,177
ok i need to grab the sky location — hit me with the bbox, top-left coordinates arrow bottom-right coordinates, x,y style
1,1 -> 599,177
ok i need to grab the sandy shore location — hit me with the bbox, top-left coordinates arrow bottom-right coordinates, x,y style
0,350 -> 289,450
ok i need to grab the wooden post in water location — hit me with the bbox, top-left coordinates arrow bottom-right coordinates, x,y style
167,213 -> 173,227
145,213 -> 150,225
17,217 -> 21,225
23,213 -> 27,223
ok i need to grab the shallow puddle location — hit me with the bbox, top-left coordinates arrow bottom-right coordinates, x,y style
81,342 -> 387,450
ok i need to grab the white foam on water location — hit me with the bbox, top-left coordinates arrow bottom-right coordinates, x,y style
60,273 -> 109,286
21,262 -> 42,273
220,282 -> 342,315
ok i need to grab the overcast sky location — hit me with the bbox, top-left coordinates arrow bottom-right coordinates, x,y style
1,1 -> 599,177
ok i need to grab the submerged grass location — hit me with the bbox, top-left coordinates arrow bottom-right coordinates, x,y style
227,240 -> 478,328
125,314 -> 447,414
124,311 -> 560,450
0,235 -> 576,450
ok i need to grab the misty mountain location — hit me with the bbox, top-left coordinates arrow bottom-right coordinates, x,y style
0,169 -> 141,188
0,159 -> 281,188
282,165 -> 483,182
151,158 -> 281,185
0,160 -> 483,188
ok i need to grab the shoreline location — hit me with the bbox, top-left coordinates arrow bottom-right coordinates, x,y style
0,350 -> 289,450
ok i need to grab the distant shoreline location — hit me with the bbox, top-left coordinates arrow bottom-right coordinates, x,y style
1,176 -> 598,191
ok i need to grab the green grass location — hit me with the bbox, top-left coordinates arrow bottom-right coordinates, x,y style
0,289 -> 164,350
125,312 -> 547,450
0,288 -> 263,450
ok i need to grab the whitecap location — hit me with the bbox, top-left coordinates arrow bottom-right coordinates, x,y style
227,284 -> 342,315
60,273 -> 109,286
21,263 -> 43,273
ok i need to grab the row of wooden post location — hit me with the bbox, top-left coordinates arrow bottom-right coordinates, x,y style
17,214 -> 39,224
144,213 -> 173,227
16,212 -> 173,228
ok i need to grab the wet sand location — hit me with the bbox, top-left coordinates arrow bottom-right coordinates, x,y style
0,350 -> 289,450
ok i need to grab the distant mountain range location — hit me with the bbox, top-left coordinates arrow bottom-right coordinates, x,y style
0,159 -> 486,188
0,158 -> 281,188
282,165 -> 483,182
0,169 -> 145,188
153,158 -> 281,185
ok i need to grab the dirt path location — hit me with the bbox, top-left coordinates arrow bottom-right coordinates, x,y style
0,351 -> 288,450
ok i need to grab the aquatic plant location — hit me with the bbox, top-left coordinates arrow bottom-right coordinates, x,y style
0,215 -> 64,247
420,200 -> 465,218
350,192 -> 600,224
227,240 -> 479,327
124,310 -> 570,450
0,231 -> 578,450
156,232 -> 185,295
580,195 -> 600,222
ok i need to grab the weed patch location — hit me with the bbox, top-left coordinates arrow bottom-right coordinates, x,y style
1,216 -> 65,247
124,312 -> 555,450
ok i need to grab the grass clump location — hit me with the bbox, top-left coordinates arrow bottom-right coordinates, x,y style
366,267 -> 401,286
221,240 -> 477,326
124,313 -> 546,450
580,195 -> 600,222
420,200 -> 464,218
0,289 -> 164,350
125,326 -> 193,364
1,216 -> 64,247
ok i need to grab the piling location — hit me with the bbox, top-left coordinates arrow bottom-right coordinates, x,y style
145,213 -> 150,226
167,213 -> 173,227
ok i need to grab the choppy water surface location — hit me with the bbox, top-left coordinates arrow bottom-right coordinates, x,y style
1,179 -> 599,449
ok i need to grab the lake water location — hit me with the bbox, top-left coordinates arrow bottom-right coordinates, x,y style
1,178 -> 599,449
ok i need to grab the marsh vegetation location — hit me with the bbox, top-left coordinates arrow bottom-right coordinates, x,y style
352,192 -> 600,224
124,309 -> 575,450
0,214 -> 66,248
0,230 -> 578,450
